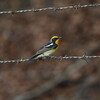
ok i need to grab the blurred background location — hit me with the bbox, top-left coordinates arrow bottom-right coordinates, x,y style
0,0 -> 100,100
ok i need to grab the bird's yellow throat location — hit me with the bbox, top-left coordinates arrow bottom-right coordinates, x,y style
55,39 -> 60,45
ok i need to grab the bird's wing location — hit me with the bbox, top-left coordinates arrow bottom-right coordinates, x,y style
29,42 -> 57,61
36,42 -> 57,55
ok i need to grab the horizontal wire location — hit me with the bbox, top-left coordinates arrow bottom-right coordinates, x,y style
0,55 -> 100,64
0,3 -> 100,15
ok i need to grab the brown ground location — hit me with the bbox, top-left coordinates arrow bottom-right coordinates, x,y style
0,0 -> 100,100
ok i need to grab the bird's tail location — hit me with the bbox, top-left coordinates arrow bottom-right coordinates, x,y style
28,54 -> 40,61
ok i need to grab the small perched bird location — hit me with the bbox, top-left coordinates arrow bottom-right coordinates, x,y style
29,36 -> 61,61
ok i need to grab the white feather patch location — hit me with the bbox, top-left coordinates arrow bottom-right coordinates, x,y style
45,43 -> 53,48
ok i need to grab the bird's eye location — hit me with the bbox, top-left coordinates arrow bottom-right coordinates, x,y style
54,38 -> 58,40
52,38 -> 58,42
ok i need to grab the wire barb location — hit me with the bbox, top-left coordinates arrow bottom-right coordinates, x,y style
0,3 -> 100,15
0,55 -> 100,64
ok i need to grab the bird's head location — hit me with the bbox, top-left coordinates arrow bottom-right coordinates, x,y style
50,36 -> 61,45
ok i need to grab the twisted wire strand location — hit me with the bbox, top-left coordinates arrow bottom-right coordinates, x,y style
0,3 -> 100,15
0,55 -> 100,64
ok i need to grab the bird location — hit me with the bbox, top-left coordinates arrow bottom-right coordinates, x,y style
29,36 -> 61,61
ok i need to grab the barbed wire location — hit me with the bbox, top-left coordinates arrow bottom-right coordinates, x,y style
0,55 -> 100,64
0,3 -> 100,15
